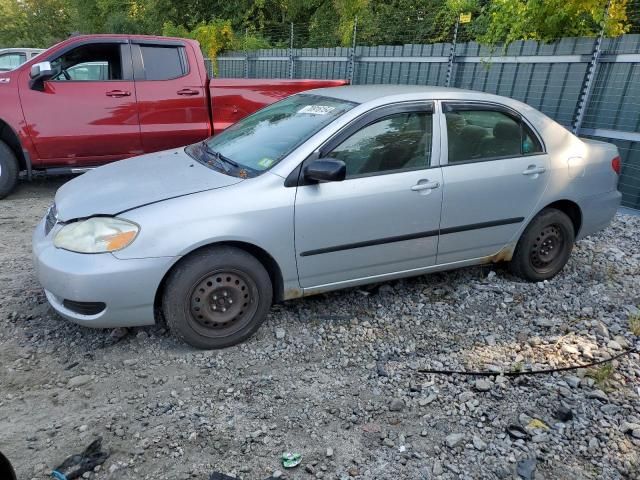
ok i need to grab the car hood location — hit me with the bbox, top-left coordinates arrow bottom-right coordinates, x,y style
54,148 -> 243,221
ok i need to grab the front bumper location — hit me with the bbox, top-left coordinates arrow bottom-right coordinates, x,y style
32,215 -> 176,328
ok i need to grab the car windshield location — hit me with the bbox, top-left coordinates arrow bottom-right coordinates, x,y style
189,94 -> 356,175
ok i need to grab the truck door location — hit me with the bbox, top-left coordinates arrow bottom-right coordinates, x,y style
19,39 -> 142,166
131,40 -> 211,152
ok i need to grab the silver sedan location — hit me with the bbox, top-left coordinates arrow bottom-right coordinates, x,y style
33,85 -> 622,349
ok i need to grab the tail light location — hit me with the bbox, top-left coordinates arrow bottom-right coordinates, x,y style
612,155 -> 621,175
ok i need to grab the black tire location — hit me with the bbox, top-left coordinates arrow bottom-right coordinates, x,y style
509,208 -> 575,282
0,141 -> 19,199
162,246 -> 273,349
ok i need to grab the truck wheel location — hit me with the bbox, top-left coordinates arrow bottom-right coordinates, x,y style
509,208 -> 575,282
0,141 -> 19,199
162,246 -> 273,349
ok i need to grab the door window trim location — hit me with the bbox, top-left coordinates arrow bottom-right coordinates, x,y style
286,101 -> 438,187
440,100 -> 546,167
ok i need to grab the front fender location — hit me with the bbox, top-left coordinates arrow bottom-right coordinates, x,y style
113,173 -> 299,294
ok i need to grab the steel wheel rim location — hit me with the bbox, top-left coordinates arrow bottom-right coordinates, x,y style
530,224 -> 565,272
187,269 -> 259,338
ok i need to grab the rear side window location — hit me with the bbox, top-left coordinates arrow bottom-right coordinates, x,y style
139,45 -> 187,80
445,105 -> 543,164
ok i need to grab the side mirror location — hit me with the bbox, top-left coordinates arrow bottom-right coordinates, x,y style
30,61 -> 53,79
29,61 -> 54,90
303,159 -> 346,183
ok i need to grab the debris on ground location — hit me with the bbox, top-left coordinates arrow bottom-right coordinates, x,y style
51,437 -> 109,480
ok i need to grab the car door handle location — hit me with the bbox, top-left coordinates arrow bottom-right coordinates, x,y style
177,88 -> 199,96
105,90 -> 131,98
411,180 -> 440,191
522,165 -> 546,176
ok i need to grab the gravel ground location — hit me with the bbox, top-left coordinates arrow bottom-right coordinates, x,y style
1,179 -> 639,480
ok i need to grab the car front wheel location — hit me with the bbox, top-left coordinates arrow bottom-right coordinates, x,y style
509,208 -> 575,282
163,246 -> 273,349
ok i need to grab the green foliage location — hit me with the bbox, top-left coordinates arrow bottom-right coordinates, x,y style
0,0 -> 72,48
586,362 -> 616,391
163,20 -> 235,60
480,0 -> 631,45
0,0 -> 637,53
629,312 -> 640,336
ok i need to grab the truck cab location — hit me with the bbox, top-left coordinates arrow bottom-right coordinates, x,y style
0,35 -> 346,198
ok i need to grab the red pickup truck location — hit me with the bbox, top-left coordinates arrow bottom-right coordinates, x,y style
0,34 -> 346,198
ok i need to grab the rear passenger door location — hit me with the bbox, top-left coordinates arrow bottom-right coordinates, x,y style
437,102 -> 550,264
131,40 -> 210,152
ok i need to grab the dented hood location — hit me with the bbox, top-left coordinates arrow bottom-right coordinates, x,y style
54,148 -> 242,221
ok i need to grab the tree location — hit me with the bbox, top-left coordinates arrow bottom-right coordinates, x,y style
480,0 -> 630,44
0,0 -> 72,47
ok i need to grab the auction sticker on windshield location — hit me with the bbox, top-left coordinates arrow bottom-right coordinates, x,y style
298,105 -> 336,115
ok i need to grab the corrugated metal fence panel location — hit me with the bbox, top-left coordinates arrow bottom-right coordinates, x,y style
294,47 -> 350,79
214,34 -> 640,209
219,59 -> 245,78
583,34 -> 640,209
250,48 -> 289,78
353,44 -> 450,85
452,38 -> 594,129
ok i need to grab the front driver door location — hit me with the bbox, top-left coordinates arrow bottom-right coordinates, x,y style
19,40 -> 142,166
294,103 -> 443,289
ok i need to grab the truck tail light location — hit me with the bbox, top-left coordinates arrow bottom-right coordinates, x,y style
611,155 -> 621,175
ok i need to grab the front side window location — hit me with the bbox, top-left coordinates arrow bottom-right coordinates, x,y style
327,112 -> 432,178
63,62 -> 109,81
51,43 -> 123,81
139,45 -> 186,80
446,107 -> 542,163
0,53 -> 26,71
188,94 -> 356,176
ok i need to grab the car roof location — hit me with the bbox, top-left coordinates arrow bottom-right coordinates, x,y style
300,84 -> 557,127
304,84 -> 470,104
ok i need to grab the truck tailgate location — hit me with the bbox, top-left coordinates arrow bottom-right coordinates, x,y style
209,78 -> 348,133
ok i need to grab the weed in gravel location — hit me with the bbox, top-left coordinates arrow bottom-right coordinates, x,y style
629,312 -> 640,336
511,361 -> 524,373
586,363 -> 616,392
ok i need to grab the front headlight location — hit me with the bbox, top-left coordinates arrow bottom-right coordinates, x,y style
54,217 -> 140,253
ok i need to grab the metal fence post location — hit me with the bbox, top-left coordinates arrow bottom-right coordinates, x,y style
289,22 -> 295,79
347,16 -> 358,84
572,0 -> 610,134
445,17 -> 459,88
244,28 -> 250,78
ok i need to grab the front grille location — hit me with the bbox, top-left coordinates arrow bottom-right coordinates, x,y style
63,300 -> 106,316
44,204 -> 57,235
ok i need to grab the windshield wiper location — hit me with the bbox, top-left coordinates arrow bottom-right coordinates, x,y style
201,141 -> 239,170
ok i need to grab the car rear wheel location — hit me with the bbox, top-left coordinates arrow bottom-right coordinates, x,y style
0,141 -> 19,199
509,208 -> 575,282
162,246 -> 273,349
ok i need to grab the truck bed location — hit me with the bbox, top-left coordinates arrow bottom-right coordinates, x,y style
209,78 -> 348,133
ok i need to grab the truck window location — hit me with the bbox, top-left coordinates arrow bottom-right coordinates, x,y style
139,45 -> 187,81
51,43 -> 123,81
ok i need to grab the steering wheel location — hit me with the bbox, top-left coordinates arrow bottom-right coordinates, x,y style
61,69 -> 71,81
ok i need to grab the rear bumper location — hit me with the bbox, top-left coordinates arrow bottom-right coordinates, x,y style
577,189 -> 622,240
32,216 -> 176,328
